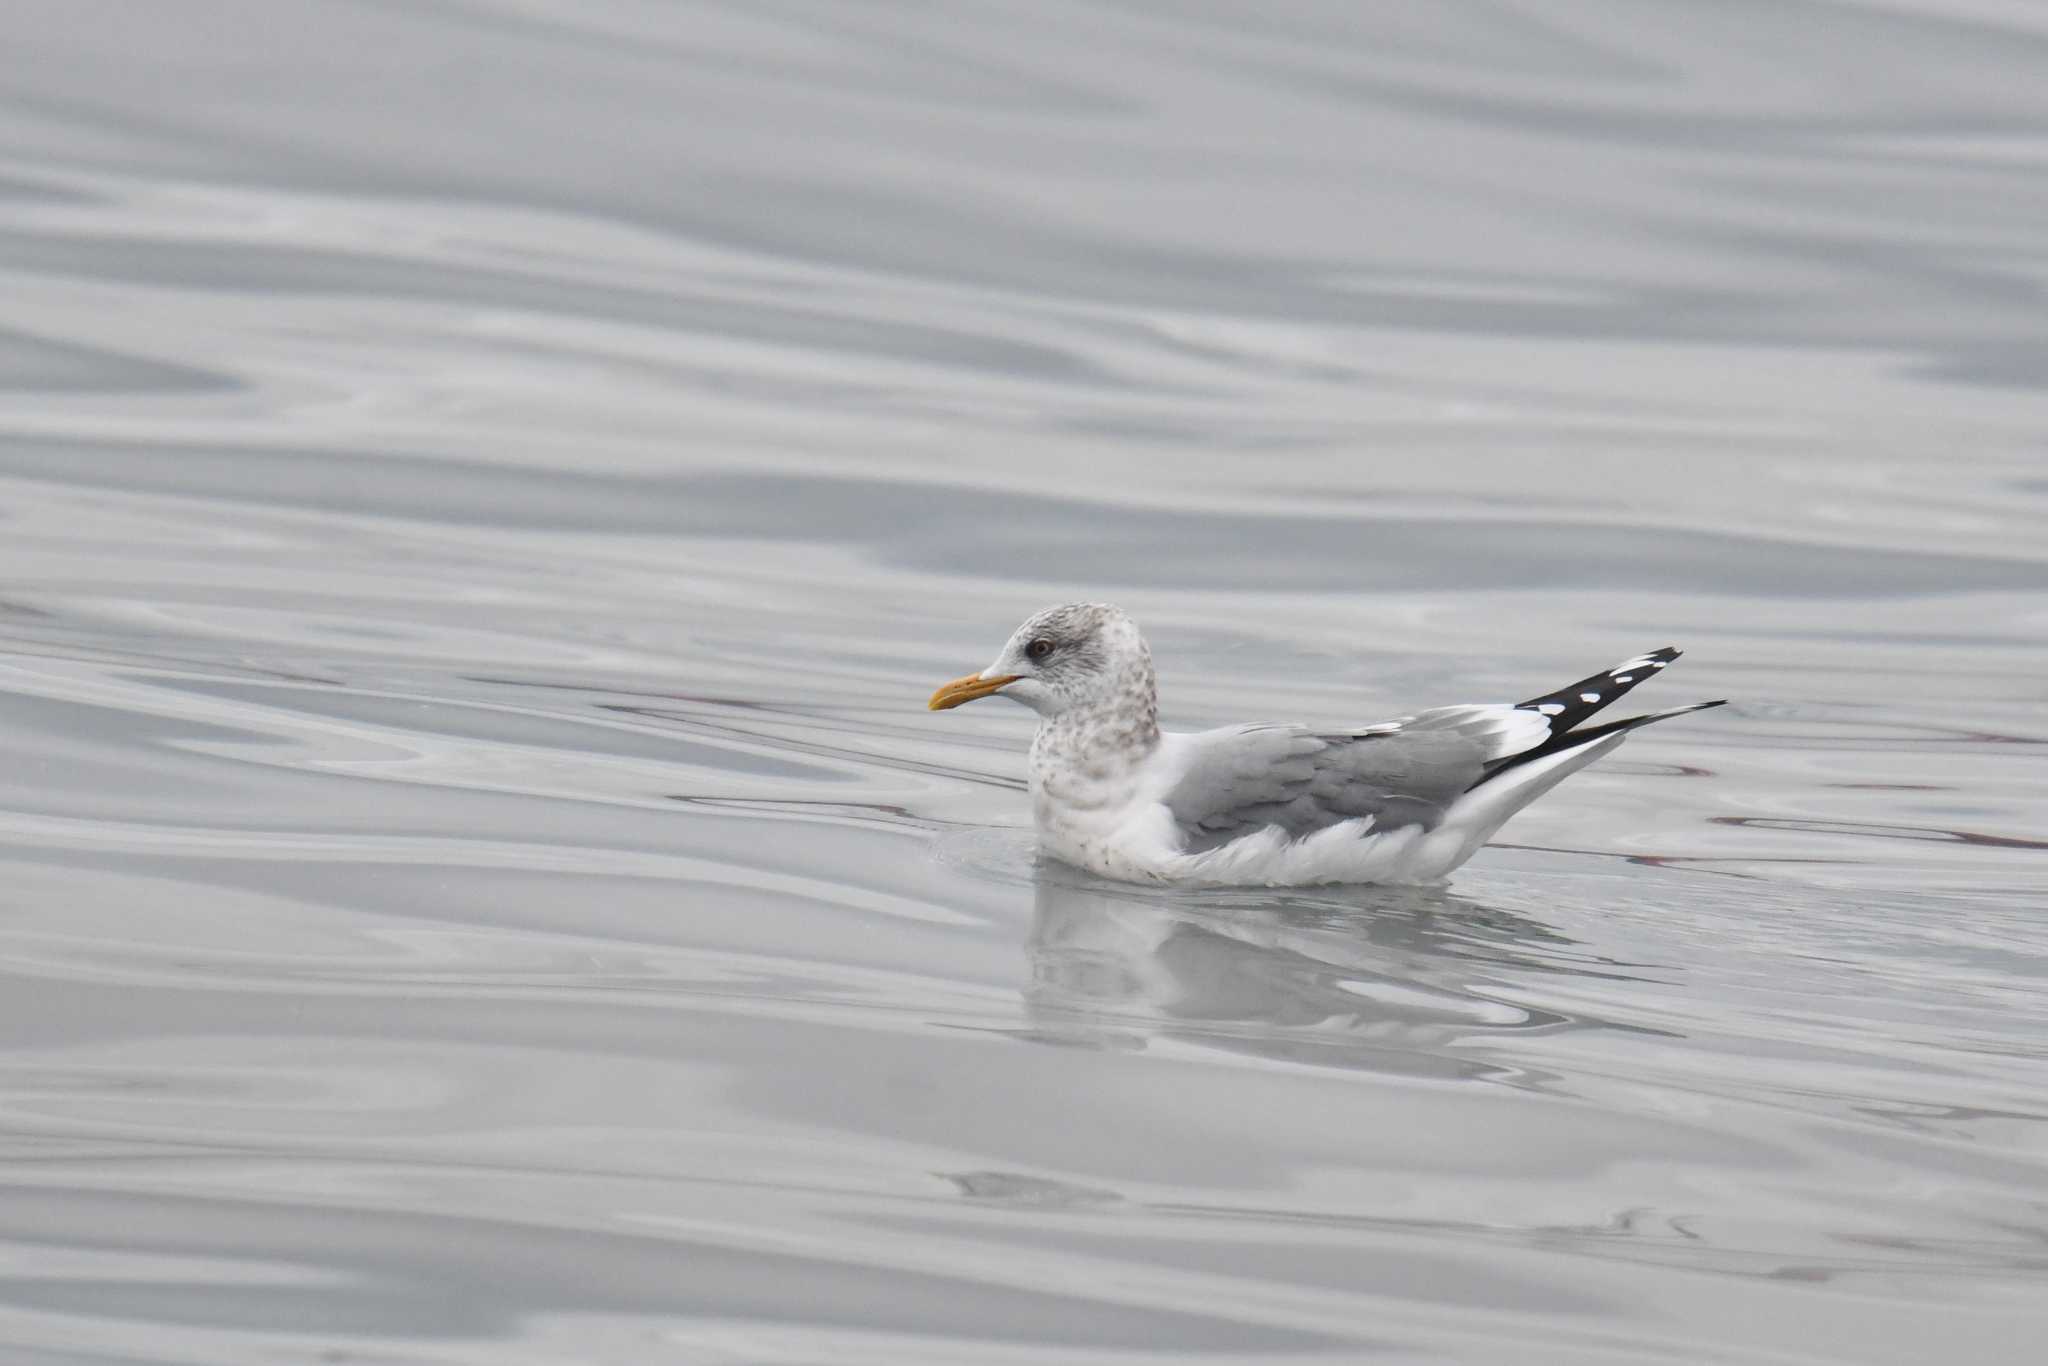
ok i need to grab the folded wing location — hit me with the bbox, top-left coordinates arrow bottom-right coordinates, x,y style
1159,704 -> 1551,852
1158,646 -> 1717,854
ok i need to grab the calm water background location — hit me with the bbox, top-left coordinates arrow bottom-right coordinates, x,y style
1,2 -> 2045,1362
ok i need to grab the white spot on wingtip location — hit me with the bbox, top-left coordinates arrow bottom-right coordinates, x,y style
1614,674 -> 1634,683
1651,660 -> 1667,668
1579,691 -> 1600,703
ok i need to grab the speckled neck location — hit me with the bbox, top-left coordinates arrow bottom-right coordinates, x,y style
1030,651 -> 1160,779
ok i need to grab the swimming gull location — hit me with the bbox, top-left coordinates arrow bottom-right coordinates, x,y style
929,603 -> 1724,886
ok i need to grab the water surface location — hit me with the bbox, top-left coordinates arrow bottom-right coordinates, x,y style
1,2 -> 2046,1362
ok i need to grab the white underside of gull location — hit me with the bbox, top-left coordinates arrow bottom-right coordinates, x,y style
1032,722 -> 1631,888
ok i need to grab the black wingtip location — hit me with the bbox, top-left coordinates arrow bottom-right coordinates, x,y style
1469,694 -> 1728,790
1562,696 -> 1728,746
1516,646 -> 1686,731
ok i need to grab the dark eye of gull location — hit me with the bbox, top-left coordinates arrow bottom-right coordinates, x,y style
1026,638 -> 1055,661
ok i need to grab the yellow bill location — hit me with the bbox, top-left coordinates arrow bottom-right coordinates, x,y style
928,672 -> 1020,710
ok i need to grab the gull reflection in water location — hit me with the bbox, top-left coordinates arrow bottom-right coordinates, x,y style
1024,861 -> 1655,1081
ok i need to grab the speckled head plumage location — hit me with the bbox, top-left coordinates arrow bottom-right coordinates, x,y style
928,602 -> 1158,724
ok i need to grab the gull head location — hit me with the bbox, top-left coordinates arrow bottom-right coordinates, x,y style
929,602 -> 1153,720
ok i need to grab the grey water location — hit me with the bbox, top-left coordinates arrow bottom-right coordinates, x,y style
0,1 -> 2045,1362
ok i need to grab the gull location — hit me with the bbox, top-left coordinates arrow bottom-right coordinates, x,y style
929,603 -> 1724,887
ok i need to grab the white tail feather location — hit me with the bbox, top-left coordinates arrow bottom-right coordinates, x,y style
1412,732 -> 1632,879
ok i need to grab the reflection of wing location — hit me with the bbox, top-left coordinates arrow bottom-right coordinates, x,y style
1158,706 -> 1552,852
1024,875 -> 1570,1076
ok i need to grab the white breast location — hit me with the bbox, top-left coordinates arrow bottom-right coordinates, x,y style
1028,731 -> 1183,882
